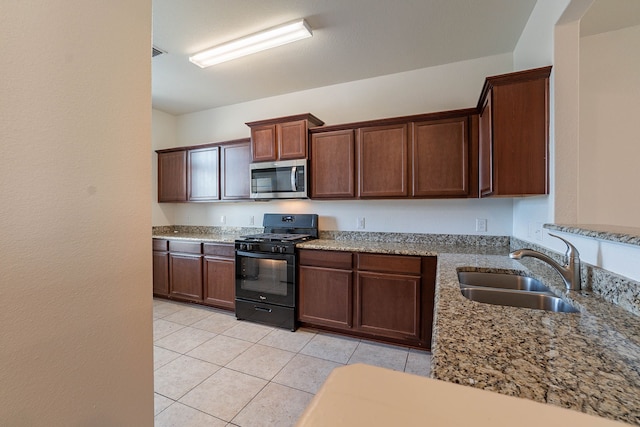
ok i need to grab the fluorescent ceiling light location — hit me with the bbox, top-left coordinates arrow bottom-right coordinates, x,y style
189,19 -> 312,68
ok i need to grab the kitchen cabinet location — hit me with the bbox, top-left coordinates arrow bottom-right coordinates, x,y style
412,116 -> 474,197
152,239 -> 169,296
156,138 -> 251,203
246,113 -> 324,162
309,129 -> 356,198
308,109 -> 477,200
153,239 -> 236,311
478,66 -> 551,197
203,243 -> 236,310
357,124 -> 409,198
298,248 -> 436,349
188,146 -> 219,201
298,250 -> 353,330
168,241 -> 203,302
157,150 -> 187,202
220,140 -> 251,200
355,254 -> 422,343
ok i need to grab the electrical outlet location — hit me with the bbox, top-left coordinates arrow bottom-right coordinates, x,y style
249,215 -> 254,225
475,218 -> 487,233
534,222 -> 543,241
356,217 -> 365,230
220,215 -> 226,224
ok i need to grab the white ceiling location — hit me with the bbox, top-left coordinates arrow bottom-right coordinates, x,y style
152,0 -> 538,116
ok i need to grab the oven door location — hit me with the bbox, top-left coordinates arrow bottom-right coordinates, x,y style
235,250 -> 295,307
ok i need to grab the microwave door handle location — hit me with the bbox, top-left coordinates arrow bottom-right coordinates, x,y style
290,166 -> 297,191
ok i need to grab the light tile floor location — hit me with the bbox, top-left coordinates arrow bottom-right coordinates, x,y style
153,298 -> 432,427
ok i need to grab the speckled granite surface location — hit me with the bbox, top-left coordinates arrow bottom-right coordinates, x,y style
545,224 -> 640,247
152,225 -> 263,243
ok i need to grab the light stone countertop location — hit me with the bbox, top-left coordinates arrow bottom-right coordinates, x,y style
297,239 -> 640,425
152,232 -> 239,243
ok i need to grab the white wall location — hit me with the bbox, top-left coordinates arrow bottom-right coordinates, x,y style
152,109 -> 178,225
512,0 -> 640,282
511,0 -> 571,244
579,24 -> 640,226
1,1 -> 153,425
157,53 -> 516,236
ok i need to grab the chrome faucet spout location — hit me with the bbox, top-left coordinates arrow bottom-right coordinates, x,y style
509,234 -> 581,291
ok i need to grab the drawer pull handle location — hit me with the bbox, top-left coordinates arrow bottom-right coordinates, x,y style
254,306 -> 272,313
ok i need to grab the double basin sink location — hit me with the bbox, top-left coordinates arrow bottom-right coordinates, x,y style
458,271 -> 579,313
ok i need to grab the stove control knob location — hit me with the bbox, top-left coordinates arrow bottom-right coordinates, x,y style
239,243 -> 248,251
271,246 -> 277,253
278,246 -> 287,254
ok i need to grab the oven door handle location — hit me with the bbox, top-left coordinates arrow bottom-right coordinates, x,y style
236,250 -> 293,261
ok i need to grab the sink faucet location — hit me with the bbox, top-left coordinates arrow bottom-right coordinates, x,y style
509,234 -> 581,291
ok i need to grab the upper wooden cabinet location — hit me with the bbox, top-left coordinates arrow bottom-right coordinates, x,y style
246,113 -> 324,162
309,109 -> 477,200
412,116 -> 475,197
158,150 -> 187,202
310,129 -> 356,199
156,138 -> 251,203
188,146 -> 219,201
477,66 -> 551,197
220,140 -> 251,200
357,124 -> 409,198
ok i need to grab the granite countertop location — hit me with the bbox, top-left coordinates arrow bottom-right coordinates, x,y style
152,232 -> 239,243
545,223 -> 640,247
298,239 -> 640,425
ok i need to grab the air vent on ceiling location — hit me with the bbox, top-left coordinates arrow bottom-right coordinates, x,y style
152,46 -> 166,58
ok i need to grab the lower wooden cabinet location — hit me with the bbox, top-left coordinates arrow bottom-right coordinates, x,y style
169,241 -> 203,302
203,243 -> 235,310
152,239 -> 169,296
298,249 -> 436,349
153,239 -> 235,311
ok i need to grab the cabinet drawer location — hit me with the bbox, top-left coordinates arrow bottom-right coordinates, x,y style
203,243 -> 235,258
153,239 -> 168,251
169,240 -> 202,254
299,249 -> 352,270
356,253 -> 421,275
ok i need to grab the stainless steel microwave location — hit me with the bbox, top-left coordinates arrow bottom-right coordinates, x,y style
250,158 -> 307,199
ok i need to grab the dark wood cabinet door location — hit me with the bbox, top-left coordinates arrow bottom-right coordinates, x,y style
412,117 -> 469,197
169,253 -> 203,302
221,141 -> 251,200
298,265 -> 353,330
203,256 -> 235,310
310,130 -> 355,198
153,251 -> 169,296
478,66 -> 550,197
492,78 -> 548,196
354,271 -> 421,342
277,120 -> 307,160
158,150 -> 187,202
188,146 -> 219,201
251,124 -> 277,162
357,124 -> 409,197
479,93 -> 493,196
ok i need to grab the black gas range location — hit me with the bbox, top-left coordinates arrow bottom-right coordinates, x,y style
235,214 -> 318,331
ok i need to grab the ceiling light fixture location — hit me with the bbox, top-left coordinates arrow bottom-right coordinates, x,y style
189,19 -> 313,68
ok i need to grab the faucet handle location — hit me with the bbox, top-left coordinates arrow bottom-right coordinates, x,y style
549,233 -> 580,261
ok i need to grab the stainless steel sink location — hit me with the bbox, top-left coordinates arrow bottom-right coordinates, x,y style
460,287 -> 579,313
457,271 -> 551,292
